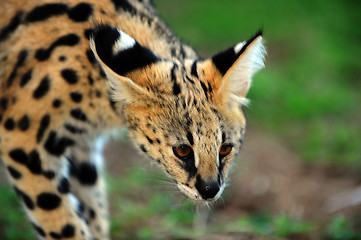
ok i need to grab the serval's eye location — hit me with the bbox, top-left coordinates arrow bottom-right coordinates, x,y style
173,145 -> 192,159
219,144 -> 233,158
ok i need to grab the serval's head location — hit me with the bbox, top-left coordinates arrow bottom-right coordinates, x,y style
91,25 -> 266,202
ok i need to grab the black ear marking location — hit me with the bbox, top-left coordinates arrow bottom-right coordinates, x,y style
211,30 -> 263,76
91,25 -> 160,76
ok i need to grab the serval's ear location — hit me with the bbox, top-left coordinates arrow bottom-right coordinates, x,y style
90,25 -> 160,104
90,24 -> 160,76
200,31 -> 266,105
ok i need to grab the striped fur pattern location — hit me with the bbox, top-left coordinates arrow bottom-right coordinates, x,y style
0,0 -> 265,239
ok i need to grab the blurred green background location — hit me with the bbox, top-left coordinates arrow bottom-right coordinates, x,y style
1,0 -> 360,239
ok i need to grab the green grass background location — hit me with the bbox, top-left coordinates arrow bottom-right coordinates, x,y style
1,0 -> 360,239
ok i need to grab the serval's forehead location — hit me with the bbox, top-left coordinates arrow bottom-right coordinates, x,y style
153,62 -> 224,126
168,62 -> 216,105
166,95 -> 223,135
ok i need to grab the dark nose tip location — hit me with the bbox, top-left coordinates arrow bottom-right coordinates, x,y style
195,176 -> 220,200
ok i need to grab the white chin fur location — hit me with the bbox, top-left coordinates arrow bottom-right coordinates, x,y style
177,184 -> 201,201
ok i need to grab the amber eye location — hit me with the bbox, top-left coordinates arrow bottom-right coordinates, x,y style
173,145 -> 192,159
219,144 -> 233,158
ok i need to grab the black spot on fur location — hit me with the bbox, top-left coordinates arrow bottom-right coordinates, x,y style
70,92 -> 83,103
64,124 -> 86,134
25,3 -> 68,22
57,177 -> 70,194
37,114 -> 50,143
84,29 -> 92,40
172,82 -> 181,95
44,131 -> 75,156
171,48 -> 176,56
25,2 -> 93,24
9,149 -> 50,176
182,99 -> 187,109
53,99 -> 62,108
108,97 -> 117,111
70,108 -> 88,121
89,209 -> 96,219
92,25 -> 159,76
210,107 -> 218,114
87,74 -> 94,85
36,192 -> 61,210
32,223 -> 46,237
35,34 -> 79,61
0,55 -> 8,62
0,11 -> 23,42
61,68 -> 78,84
95,90 -> 102,98
61,224 -> 75,238
20,69 -> 33,87
179,45 -> 186,59
207,82 -> 213,93
9,148 -> 27,164
191,60 -> 198,78
4,118 -> 15,130
200,81 -> 208,98
86,49 -> 96,65
7,166 -> 22,179
27,150 -> 42,174
0,114 -> 2,123
15,187 -> 35,210
186,131 -> 194,146
59,56 -> 67,61
43,170 -> 56,179
99,68 -> 107,78
186,75 -> 195,84
184,112 -> 193,126
7,50 -> 28,87
111,0 -> 137,14
1,97 -> 9,110
68,3 -> 93,22
140,145 -> 147,153
77,162 -> 98,185
170,64 -> 177,81
146,135 -> 154,144
50,232 -> 62,239
33,76 -> 50,99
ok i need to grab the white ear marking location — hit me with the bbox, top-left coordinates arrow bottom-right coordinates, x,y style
234,41 -> 246,53
112,30 -> 136,54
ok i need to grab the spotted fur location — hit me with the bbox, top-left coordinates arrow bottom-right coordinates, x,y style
0,0 -> 266,239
